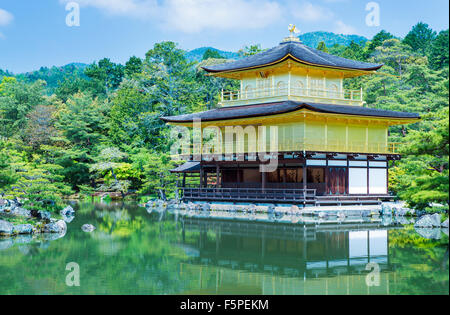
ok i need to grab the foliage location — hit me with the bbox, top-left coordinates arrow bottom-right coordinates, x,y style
429,30 -> 449,71
0,139 -> 72,212
366,30 -> 395,55
316,41 -> 329,53
202,49 -> 225,60
84,58 -> 124,97
403,22 -> 437,55
238,44 -> 263,57
391,108 -> 449,210
185,47 -> 239,62
129,149 -> 178,199
299,31 -> 367,48
90,147 -> 132,198
0,26 -> 448,212
15,63 -> 88,94
0,77 -> 46,138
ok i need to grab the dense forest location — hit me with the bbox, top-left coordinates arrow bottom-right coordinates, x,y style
0,23 -> 448,213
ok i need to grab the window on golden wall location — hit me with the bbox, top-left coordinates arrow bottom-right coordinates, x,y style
257,77 -> 271,97
295,80 -> 305,95
244,85 -> 253,99
329,83 -> 339,98
310,79 -> 323,96
276,81 -> 286,95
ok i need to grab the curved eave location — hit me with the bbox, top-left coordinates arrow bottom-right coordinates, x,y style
202,54 -> 384,75
161,102 -> 420,126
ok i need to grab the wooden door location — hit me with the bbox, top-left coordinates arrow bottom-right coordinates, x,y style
328,168 -> 347,195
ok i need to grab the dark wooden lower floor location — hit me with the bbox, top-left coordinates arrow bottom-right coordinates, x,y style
175,153 -> 394,206
179,187 -> 391,206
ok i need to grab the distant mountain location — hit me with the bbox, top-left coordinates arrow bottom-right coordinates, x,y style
1,31 -> 368,87
15,63 -> 88,91
185,47 -> 240,62
299,31 -> 368,48
0,68 -> 14,79
185,32 -> 368,63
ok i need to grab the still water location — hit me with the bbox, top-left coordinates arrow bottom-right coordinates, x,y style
0,202 -> 448,295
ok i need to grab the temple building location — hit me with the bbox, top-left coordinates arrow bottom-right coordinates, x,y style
162,29 -> 420,206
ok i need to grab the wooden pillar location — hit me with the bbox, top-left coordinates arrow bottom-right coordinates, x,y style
367,165 -> 370,195
237,164 -> 241,188
204,171 -> 208,188
303,164 -> 307,198
200,166 -> 204,188
216,165 -> 220,188
262,171 -> 267,191
182,173 -> 186,187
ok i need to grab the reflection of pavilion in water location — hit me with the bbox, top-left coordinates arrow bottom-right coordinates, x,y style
179,218 -> 399,294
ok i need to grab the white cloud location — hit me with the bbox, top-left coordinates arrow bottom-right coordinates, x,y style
60,0 -> 282,33
334,20 -> 358,35
291,2 -> 333,22
60,0 -> 158,18
163,0 -> 282,33
0,8 -> 14,26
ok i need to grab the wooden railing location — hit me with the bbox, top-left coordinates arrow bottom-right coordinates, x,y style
178,141 -> 402,158
221,86 -> 363,106
180,187 -> 317,203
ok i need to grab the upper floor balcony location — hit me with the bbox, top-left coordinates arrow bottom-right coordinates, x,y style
173,141 -> 401,161
220,86 -> 364,107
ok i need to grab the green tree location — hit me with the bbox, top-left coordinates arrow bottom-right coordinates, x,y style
85,58 -> 125,97
196,58 -> 239,110
367,30 -> 394,55
391,108 -> 449,210
202,49 -> 225,60
142,42 -> 202,117
429,30 -> 449,70
53,93 -> 109,189
238,44 -> 263,57
342,41 -> 366,61
54,76 -> 93,103
403,22 -> 437,55
124,56 -> 143,77
0,141 -> 18,190
0,139 -> 72,211
316,41 -> 329,53
130,149 -> 178,199
24,104 -> 58,150
371,38 -> 423,76
90,147 -> 133,198
0,77 -> 46,138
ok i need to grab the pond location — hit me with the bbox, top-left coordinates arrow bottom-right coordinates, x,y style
0,202 -> 448,295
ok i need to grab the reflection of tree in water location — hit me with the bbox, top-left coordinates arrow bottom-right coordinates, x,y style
0,203 -> 448,295
0,203 -> 191,294
388,226 -> 449,295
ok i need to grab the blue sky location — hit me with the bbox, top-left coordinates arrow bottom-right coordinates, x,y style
0,0 -> 448,73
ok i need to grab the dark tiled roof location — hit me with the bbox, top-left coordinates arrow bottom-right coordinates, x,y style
170,161 -> 200,173
161,101 -> 420,123
203,40 -> 383,73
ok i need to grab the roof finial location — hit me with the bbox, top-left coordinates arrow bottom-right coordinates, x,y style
288,24 -> 300,36
282,24 -> 301,43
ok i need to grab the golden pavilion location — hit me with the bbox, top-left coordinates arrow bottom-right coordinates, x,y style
162,30 -> 420,206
